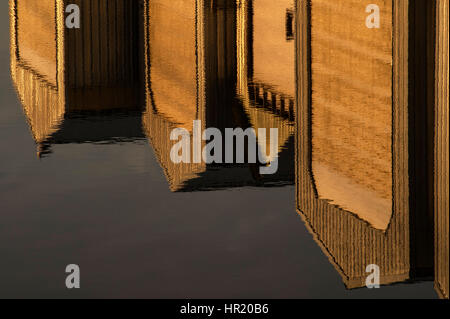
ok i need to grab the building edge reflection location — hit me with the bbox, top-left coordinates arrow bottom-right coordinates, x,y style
294,0 -> 436,289
142,0 -> 295,192
434,0 -> 449,300
10,0 -> 144,157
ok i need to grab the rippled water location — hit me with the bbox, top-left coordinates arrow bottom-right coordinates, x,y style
0,0 -> 437,298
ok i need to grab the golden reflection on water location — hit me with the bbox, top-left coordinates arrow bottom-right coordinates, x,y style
311,0 -> 393,231
142,0 -> 295,191
10,0 -> 294,189
16,0 -> 57,86
10,0 -> 142,157
9,0 -> 447,298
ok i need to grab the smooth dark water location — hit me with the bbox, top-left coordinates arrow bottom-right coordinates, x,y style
0,0 -> 437,299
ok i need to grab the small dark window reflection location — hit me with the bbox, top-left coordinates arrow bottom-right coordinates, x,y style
286,9 -> 294,41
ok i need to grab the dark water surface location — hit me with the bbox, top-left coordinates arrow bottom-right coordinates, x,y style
0,0 -> 437,298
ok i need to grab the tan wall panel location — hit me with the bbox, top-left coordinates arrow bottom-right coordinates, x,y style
16,0 -> 57,86
253,0 -> 295,98
310,0 -> 393,230
147,0 -> 198,131
296,0 -> 410,288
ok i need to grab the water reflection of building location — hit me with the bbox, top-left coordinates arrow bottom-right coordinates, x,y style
142,0 -> 294,191
8,0 -> 447,298
435,0 -> 449,300
311,0 -> 393,231
296,0 -> 435,289
237,0 -> 295,180
10,0 -> 144,156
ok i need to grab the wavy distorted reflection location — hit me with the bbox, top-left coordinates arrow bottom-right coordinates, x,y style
8,0 -> 446,298
295,0 -> 443,293
142,0 -> 295,191
11,0 -> 295,191
10,0 -> 144,157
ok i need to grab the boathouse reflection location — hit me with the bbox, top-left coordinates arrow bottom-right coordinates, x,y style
295,0 -> 439,291
10,0 -> 144,157
9,0 -> 447,299
142,0 -> 295,191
